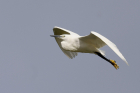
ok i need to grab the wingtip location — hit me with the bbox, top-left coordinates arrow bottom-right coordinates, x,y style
53,26 -> 64,30
53,26 -> 59,28
125,61 -> 129,66
91,31 -> 97,33
53,26 -> 61,31
126,62 -> 129,66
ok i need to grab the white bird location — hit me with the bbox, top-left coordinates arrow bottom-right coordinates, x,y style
51,26 -> 129,69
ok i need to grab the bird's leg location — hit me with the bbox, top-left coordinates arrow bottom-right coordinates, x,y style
95,52 -> 119,69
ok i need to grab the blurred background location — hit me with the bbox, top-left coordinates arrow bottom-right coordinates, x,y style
0,0 -> 140,93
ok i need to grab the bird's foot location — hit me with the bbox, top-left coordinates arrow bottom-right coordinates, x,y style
110,60 -> 119,70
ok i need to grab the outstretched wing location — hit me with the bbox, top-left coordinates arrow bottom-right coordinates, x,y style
80,31 -> 129,65
80,32 -> 106,49
53,26 -> 78,59
53,26 -> 79,36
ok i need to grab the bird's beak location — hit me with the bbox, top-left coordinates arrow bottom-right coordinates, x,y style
50,35 -> 61,37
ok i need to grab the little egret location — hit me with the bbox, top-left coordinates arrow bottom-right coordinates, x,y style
50,26 -> 129,69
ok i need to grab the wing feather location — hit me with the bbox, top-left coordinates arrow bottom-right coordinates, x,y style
53,26 -> 79,36
80,32 -> 106,48
80,31 -> 128,65
91,31 -> 129,65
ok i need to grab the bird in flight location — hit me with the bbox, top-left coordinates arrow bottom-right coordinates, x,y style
50,26 -> 129,69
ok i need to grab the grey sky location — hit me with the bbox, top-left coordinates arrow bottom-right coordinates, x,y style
0,0 -> 140,93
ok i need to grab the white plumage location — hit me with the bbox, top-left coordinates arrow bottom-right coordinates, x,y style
51,26 -> 129,69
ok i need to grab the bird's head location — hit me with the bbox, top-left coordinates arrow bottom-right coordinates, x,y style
50,34 -> 68,40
